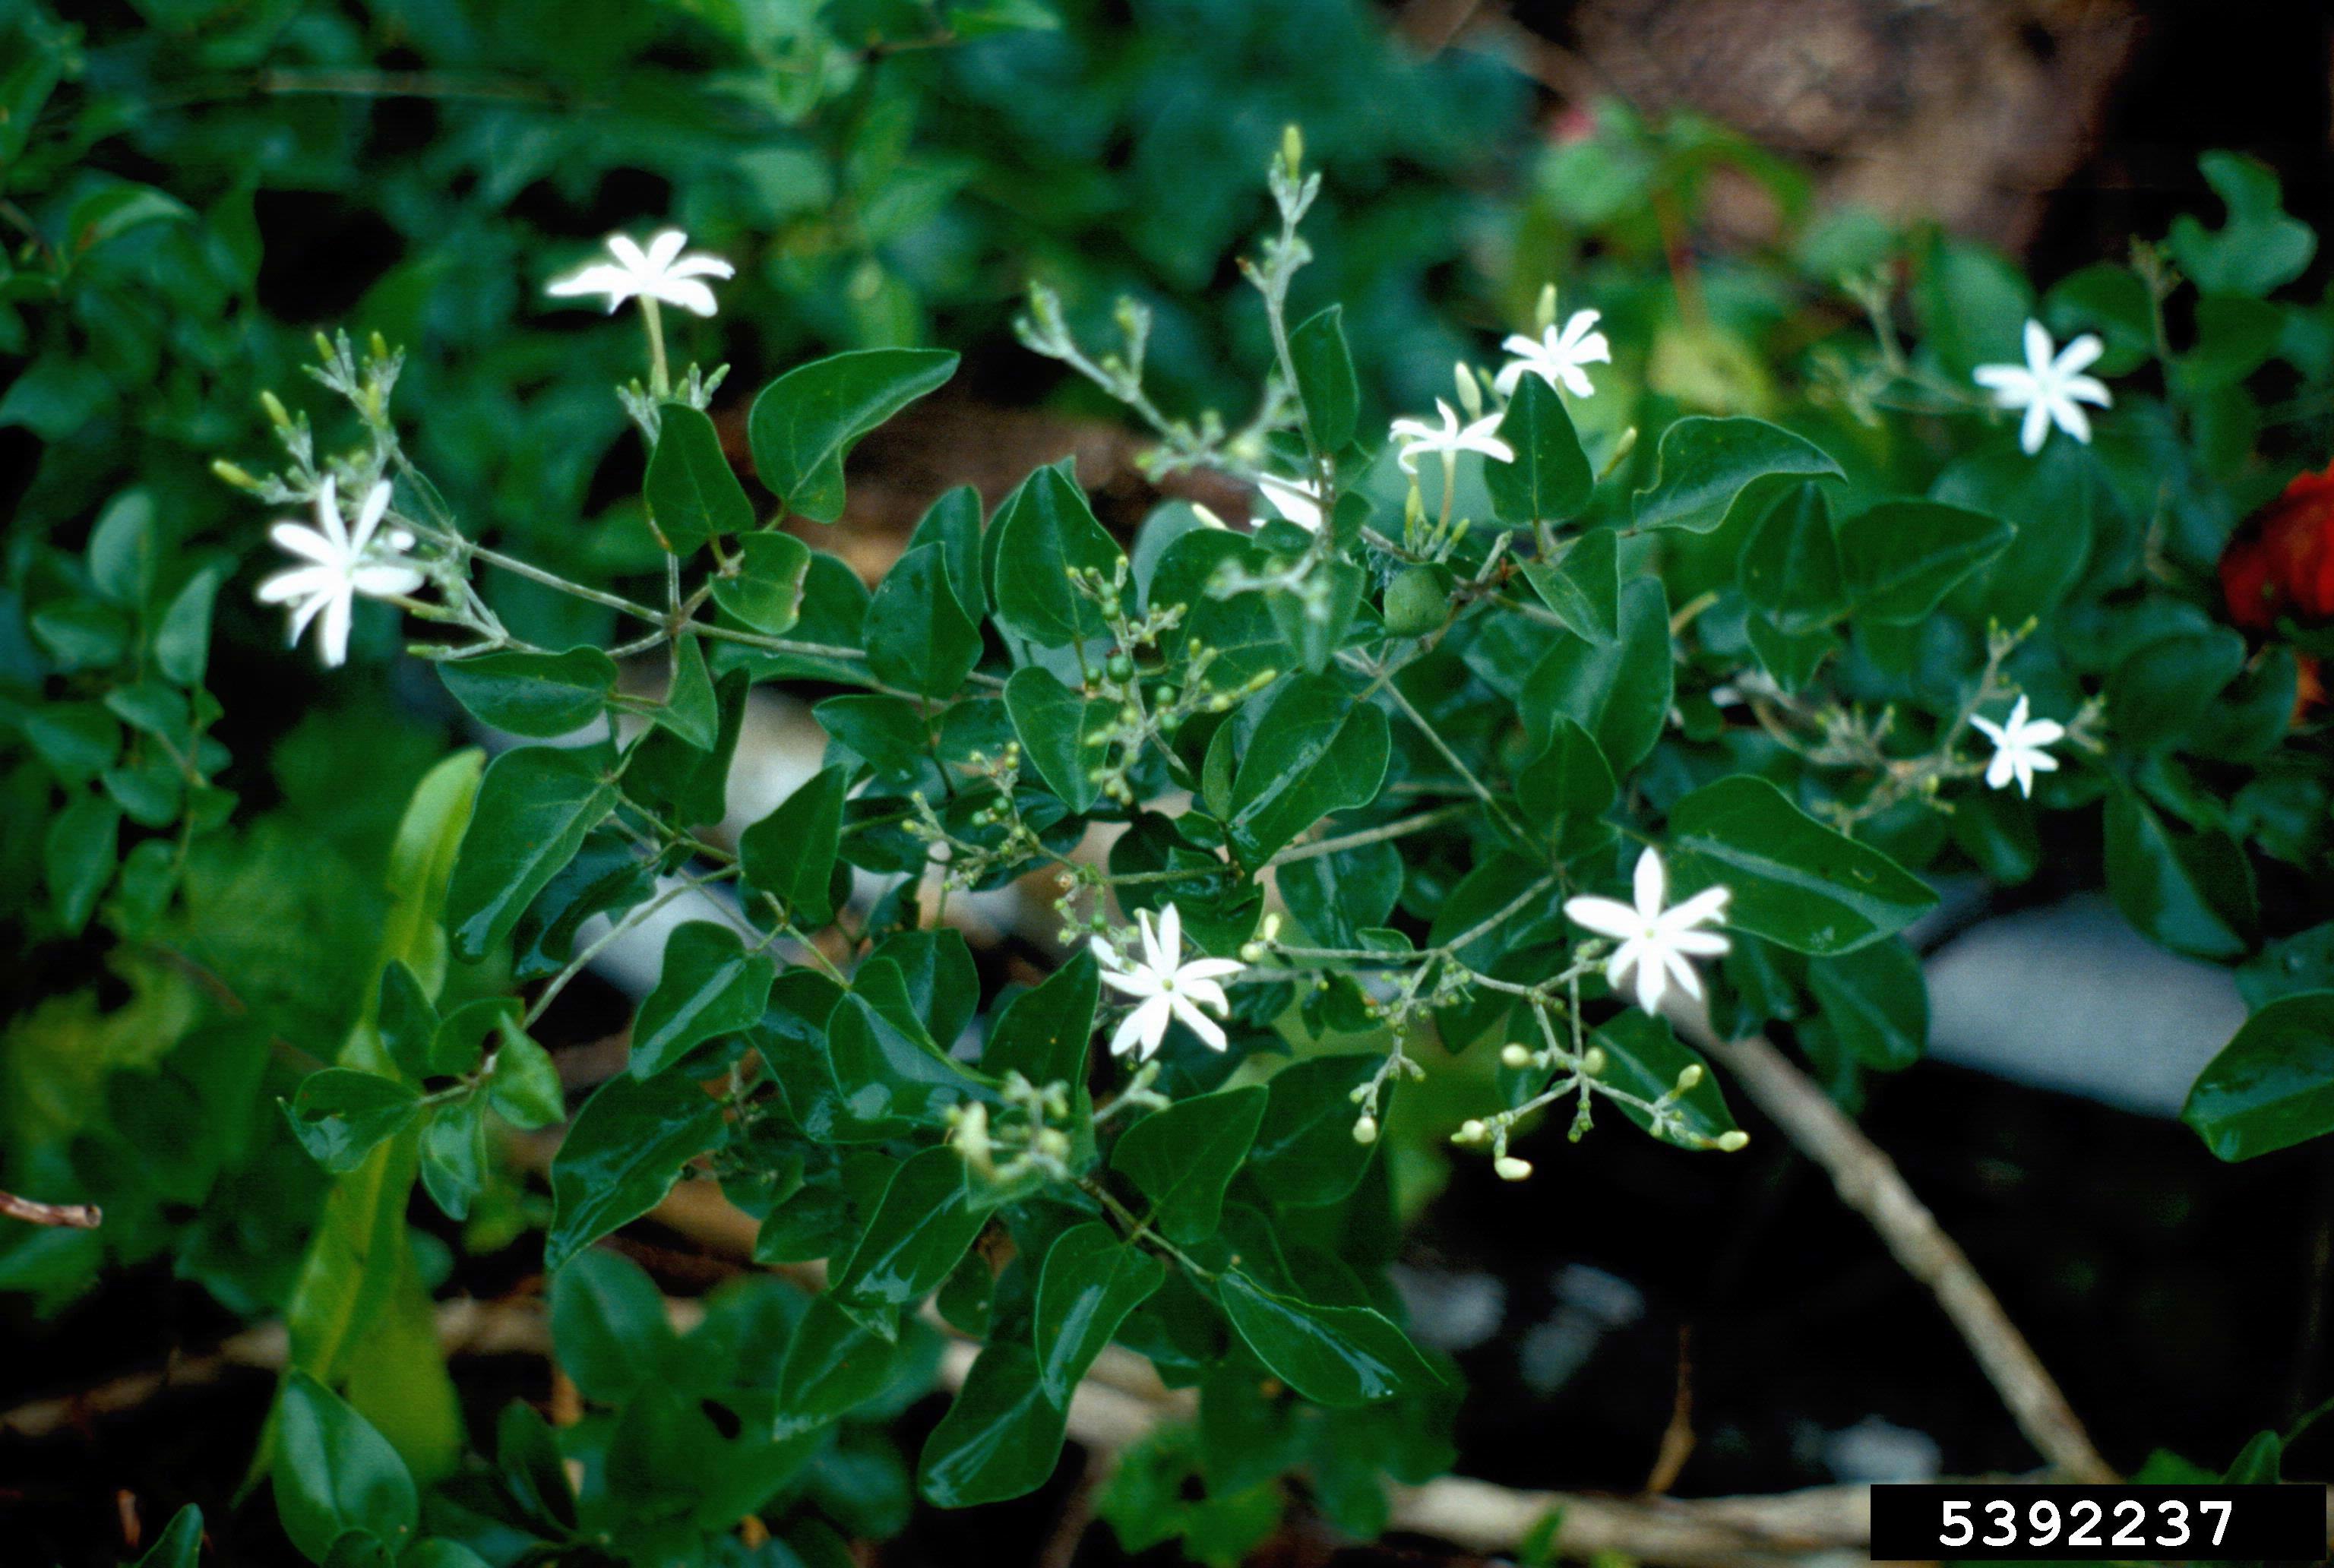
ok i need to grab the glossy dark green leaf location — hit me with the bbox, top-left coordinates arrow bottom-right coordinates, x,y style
655,632 -> 719,751
545,1073 -> 728,1271
1515,717 -> 1617,859
917,1342 -> 1068,1507
908,483 -> 987,616
815,693 -> 929,782
45,791 -> 118,935
446,745 -> 616,963
1589,1012 -> 1739,1146
1266,555 -> 1366,675
1519,527 -> 1618,645
1806,939 -> 1928,1070
1147,528 -> 1291,687
644,403 -> 754,554
981,948 -> 1099,1086
1034,1222 -> 1165,1402
2108,629 -> 2246,754
626,669 -> 748,828
437,647 -> 618,739
1216,1270 -> 1438,1408
776,1294 -> 910,1434
1744,613 -> 1839,692
274,1371 -> 418,1563
2104,789 -> 2254,960
549,1247 -> 674,1403
132,1503 -> 204,1568
1226,674 -> 1389,867
153,564 -> 225,688
988,461 -> 1124,649
375,961 -> 440,1083
1289,305 -> 1358,450
486,1029 -> 565,1130
866,544 -> 983,697
421,996 -> 514,1081
1278,840 -> 1402,948
749,348 -> 959,523
283,1069 -> 422,1174
495,1402 -> 577,1533
1836,500 -> 2014,624
1112,1086 -> 1267,1244
1930,439 -> 2094,624
1631,416 -> 1841,535
739,765 -> 849,927
629,921 -> 778,1078
2184,992 -> 2334,1160
1520,575 -> 1670,770
419,1092 -> 489,1219
833,1147 -> 988,1323
1486,375 -> 1592,526
1665,776 -> 1937,955
1247,1054 -> 1383,1206
827,983 -> 982,1135
1738,482 -> 1844,632
711,531 -> 814,634
1004,665 -> 1112,813
868,928 -> 982,1050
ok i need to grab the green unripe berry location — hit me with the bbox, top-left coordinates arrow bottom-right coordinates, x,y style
1383,564 -> 1454,637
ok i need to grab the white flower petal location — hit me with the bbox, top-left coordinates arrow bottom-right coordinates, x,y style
1631,847 -> 1666,919
1564,894 -> 1642,939
1170,997 -> 1228,1051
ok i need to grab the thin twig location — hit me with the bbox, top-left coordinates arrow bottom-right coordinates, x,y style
1669,1003 -> 2117,1484
1,1190 -> 101,1228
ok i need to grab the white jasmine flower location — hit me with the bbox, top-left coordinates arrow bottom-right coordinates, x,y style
1972,320 -> 2111,455
1494,309 -> 1611,399
1090,903 -> 1246,1060
1563,847 -> 1731,1015
1390,400 -> 1514,475
546,229 -> 735,318
1969,695 -> 2064,798
1256,473 -> 1326,532
256,477 -> 424,669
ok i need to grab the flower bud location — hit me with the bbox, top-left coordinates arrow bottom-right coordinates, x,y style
1674,1064 -> 1703,1094
1535,281 -> 1558,331
210,460 -> 259,491
1494,1155 -> 1532,1182
1352,1114 -> 1377,1145
1453,360 -> 1482,420
1282,123 -> 1304,176
1454,1118 -> 1486,1145
1716,1130 -> 1750,1152
260,390 -> 291,428
1580,1047 -> 1606,1078
1499,1042 -> 1532,1070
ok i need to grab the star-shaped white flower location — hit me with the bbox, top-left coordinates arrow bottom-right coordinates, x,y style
1090,903 -> 1247,1061
1563,847 -> 1731,1015
1390,400 -> 1514,476
1256,473 -> 1326,532
1494,309 -> 1611,400
1972,320 -> 2111,455
546,229 -> 735,318
255,477 -> 424,669
1969,695 -> 2064,798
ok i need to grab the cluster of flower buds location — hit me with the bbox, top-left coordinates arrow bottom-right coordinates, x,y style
948,1073 -> 1077,1189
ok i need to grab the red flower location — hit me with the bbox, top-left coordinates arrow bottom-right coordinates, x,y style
2221,459 -> 2334,629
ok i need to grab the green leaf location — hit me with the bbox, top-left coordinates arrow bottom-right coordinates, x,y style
1225,674 -> 1390,866
1520,575 -> 1671,770
419,1092 -> 489,1220
46,790 -> 119,935
445,746 -> 615,964
1806,940 -> 1928,1070
88,489 -> 157,605
2184,992 -> 2334,1160
2104,789 -> 2254,960
1665,776 -> 1937,955
980,947 -> 1098,1086
630,921 -> 779,1078
655,632 -> 719,751
989,462 -> 1124,649
438,647 -> 618,739
419,996 -> 514,1080
1148,528 -> 1291,688
739,765 -> 849,927
486,1029 -> 565,1130
132,1504 -> 204,1568
1004,666 -> 1113,813
827,980 -> 983,1136
1035,1222 -> 1167,1401
2107,629 -> 2246,754
748,348 -> 959,523
1216,1271 -> 1438,1408
909,483 -> 988,616
1289,305 -> 1359,450
832,1146 -> 987,1322
1590,1012 -> 1739,1147
1929,441 -> 2095,625
1515,718 -> 1618,859
917,1343 -> 1068,1507
815,693 -> 929,781
1630,416 -> 1841,535
644,403 -> 754,554
1738,482 -> 1844,632
1486,375 -> 1592,526
1267,555 -> 1366,674
1745,614 -> 1839,692
274,1371 -> 418,1563
1247,1054 -> 1384,1206
549,1247 -> 674,1403
776,1294 -> 912,1432
1111,1086 -> 1267,1244
284,1070 -> 423,1174
1518,528 -> 1618,645
866,543 -> 983,697
710,531 -> 814,634
495,1402 -> 577,1534
2168,151 -> 2317,299
1835,500 -> 2014,624
545,1073 -> 728,1271
155,565 -> 226,688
